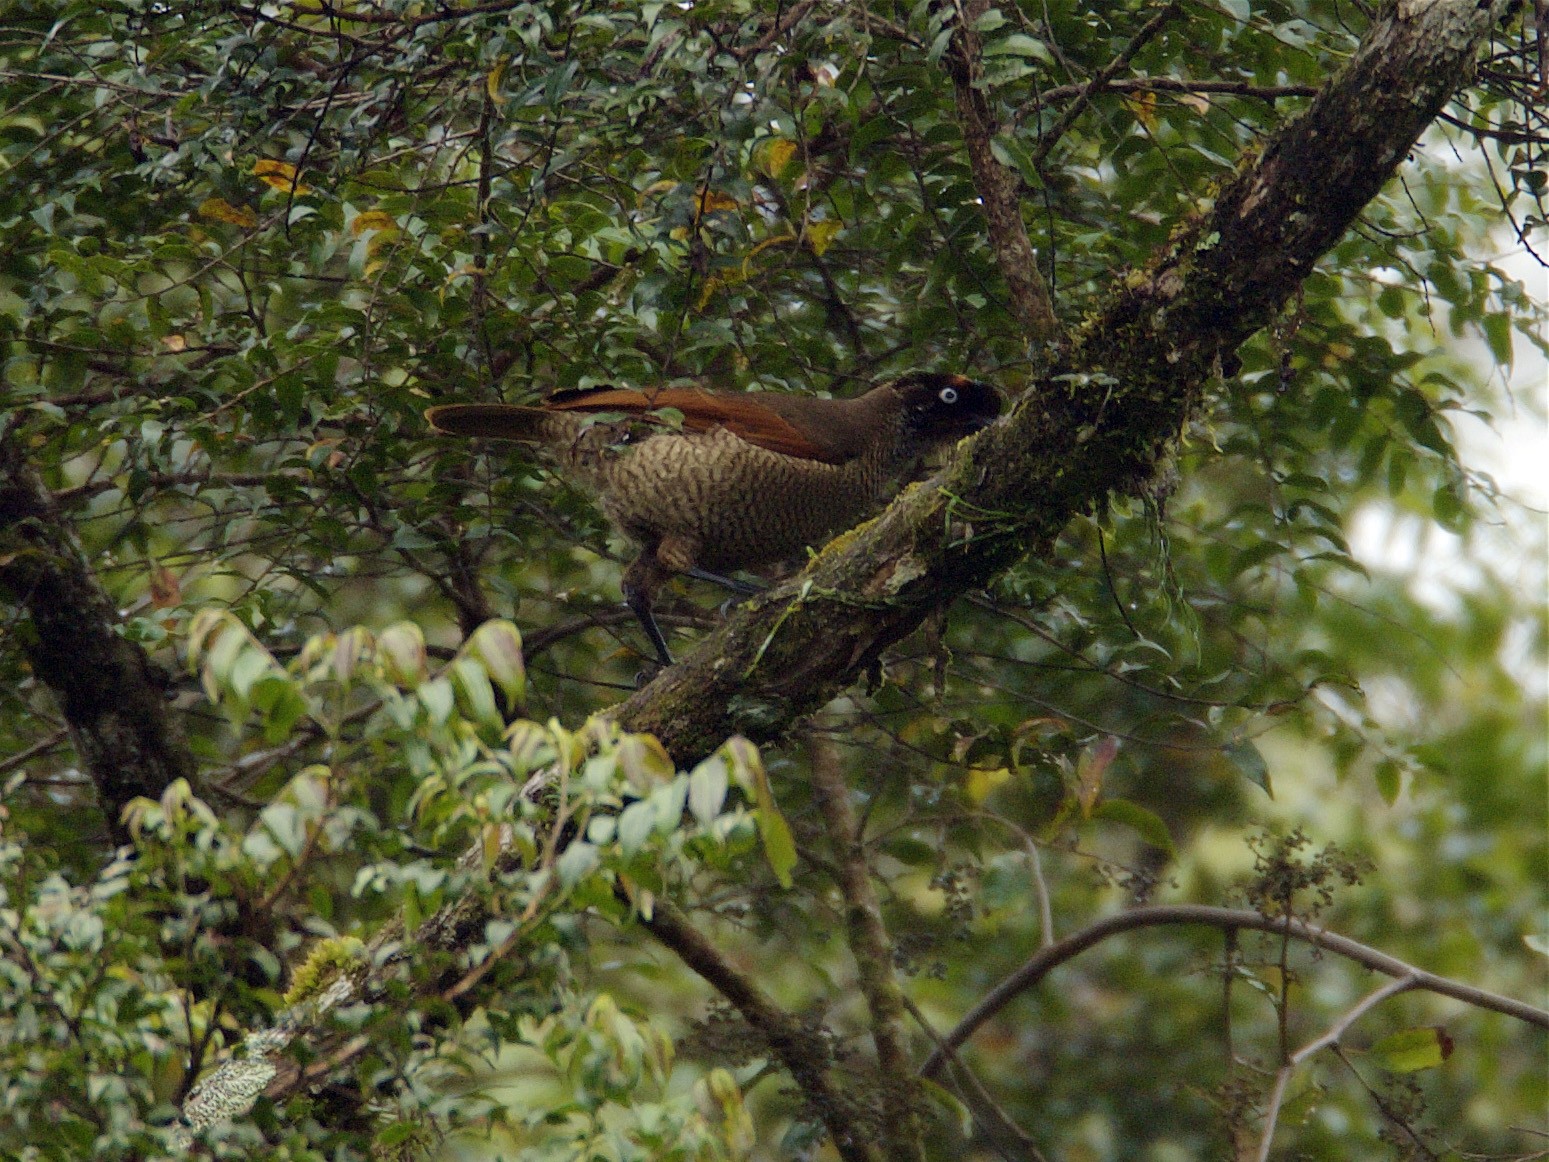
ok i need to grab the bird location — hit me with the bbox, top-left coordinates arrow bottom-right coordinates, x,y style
426,371 -> 1003,667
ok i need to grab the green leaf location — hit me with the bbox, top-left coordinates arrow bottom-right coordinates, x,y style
755,805 -> 797,890
1224,740 -> 1272,796
1481,312 -> 1512,366
1372,758 -> 1401,805
1432,484 -> 1465,531
981,33 -> 1054,64
1092,799 -> 1175,857
1369,1027 -> 1453,1073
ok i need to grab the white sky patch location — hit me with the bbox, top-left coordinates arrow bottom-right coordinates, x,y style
1346,246 -> 1546,691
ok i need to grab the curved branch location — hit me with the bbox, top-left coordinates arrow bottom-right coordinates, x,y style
919,903 -> 1548,1080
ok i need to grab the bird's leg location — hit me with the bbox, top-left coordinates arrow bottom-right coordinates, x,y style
682,565 -> 765,597
621,552 -> 675,668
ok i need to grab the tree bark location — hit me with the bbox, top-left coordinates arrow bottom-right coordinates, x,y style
611,0 -> 1510,766
0,426 -> 195,840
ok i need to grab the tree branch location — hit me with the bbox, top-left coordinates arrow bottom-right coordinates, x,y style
610,0 -> 1515,771
1254,973 -> 1422,1162
639,898 -> 886,1162
918,903 -> 1548,1080
0,426 -> 195,840
1028,1 -> 1185,170
808,734 -> 924,1161
944,0 -> 1063,343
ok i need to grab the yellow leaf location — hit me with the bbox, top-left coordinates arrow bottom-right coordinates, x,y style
638,178 -> 678,201
696,187 -> 740,216
806,219 -> 842,256
349,209 -> 397,236
197,197 -> 257,228
965,767 -> 1011,804
161,334 -> 187,352
1369,1026 -> 1454,1073
149,562 -> 181,609
252,159 -> 311,195
1125,91 -> 1158,130
486,56 -> 509,103
752,137 -> 799,179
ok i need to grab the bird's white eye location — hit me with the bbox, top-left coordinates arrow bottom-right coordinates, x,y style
939,386 -> 959,404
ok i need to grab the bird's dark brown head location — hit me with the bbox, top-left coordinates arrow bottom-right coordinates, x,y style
890,372 -> 1003,446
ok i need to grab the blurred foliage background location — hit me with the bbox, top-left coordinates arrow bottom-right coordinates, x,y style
0,1 -> 1544,1158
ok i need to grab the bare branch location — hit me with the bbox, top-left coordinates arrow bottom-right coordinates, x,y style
809,733 -> 925,1161
639,897 -> 886,1162
944,0 -> 1063,343
919,904 -> 1547,1080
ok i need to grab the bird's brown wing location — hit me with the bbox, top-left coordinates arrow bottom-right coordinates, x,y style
541,387 -> 849,464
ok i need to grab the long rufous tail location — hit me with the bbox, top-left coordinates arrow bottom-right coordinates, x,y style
424,403 -> 548,442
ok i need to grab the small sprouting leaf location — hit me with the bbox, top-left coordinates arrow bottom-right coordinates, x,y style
418,677 -> 455,725
617,800 -> 655,857
617,732 -> 675,789
688,755 -> 729,825
451,657 -> 500,729
556,841 -> 600,889
378,622 -> 428,687
331,627 -> 373,685
1369,1026 -> 1454,1073
465,619 -> 525,706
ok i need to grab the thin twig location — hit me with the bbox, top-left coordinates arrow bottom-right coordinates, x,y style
1253,974 -> 1421,1162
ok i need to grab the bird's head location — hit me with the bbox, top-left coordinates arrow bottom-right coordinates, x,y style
890,372 -> 1003,445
